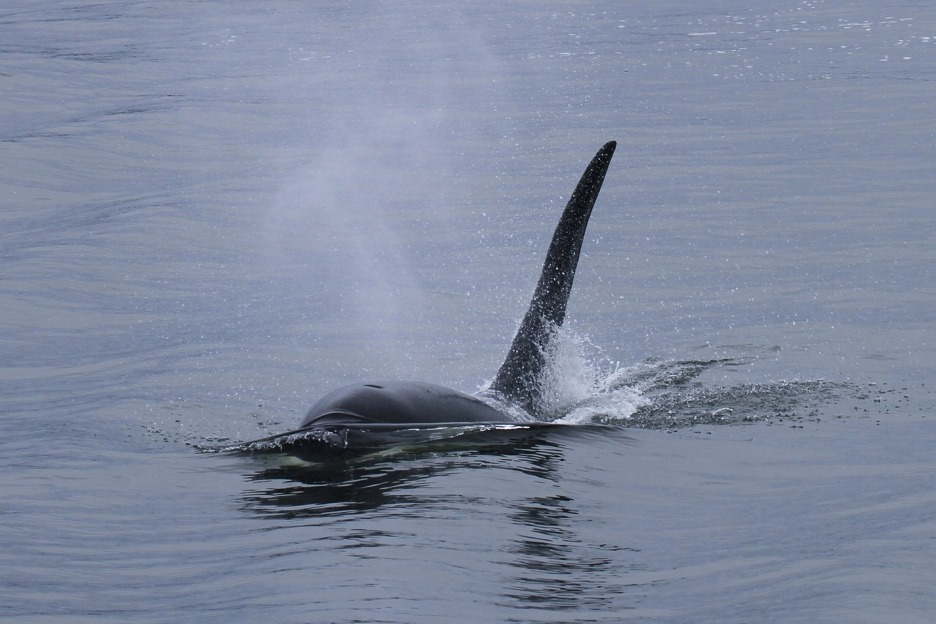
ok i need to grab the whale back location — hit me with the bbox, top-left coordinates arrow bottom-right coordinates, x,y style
488,141 -> 616,417
300,381 -> 513,427
296,142 -> 617,432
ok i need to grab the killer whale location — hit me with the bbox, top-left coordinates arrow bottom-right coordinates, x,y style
237,141 -> 616,457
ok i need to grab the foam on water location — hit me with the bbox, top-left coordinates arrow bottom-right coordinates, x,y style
534,325 -> 650,424
533,325 -> 845,430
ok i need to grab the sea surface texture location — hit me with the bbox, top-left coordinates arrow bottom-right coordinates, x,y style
1,1 -> 934,622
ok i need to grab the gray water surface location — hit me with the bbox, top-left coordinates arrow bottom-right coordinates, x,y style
2,1 -> 935,622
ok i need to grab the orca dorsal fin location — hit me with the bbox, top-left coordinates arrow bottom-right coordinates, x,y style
489,141 -> 616,417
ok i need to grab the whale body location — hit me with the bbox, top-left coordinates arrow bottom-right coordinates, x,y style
299,141 -> 616,428
239,141 -> 617,459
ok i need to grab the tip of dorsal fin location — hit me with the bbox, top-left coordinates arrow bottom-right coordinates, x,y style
488,141 -> 616,417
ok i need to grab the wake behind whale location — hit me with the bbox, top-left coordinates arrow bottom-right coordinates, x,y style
214,142 -> 617,461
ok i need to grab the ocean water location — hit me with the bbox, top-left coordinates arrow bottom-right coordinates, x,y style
1,1 -> 934,622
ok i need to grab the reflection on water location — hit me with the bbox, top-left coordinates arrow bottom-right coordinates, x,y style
238,425 -> 642,616
240,427 -> 569,516
502,493 -> 636,613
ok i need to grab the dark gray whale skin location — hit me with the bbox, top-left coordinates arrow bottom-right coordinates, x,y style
300,381 -> 512,427
489,141 -> 617,415
226,142 -> 616,460
297,141 -> 617,430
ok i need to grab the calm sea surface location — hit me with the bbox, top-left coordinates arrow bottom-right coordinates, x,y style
2,1 -> 934,622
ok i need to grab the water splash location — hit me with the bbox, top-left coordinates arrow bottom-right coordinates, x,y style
533,325 -> 841,430
534,325 -> 650,424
